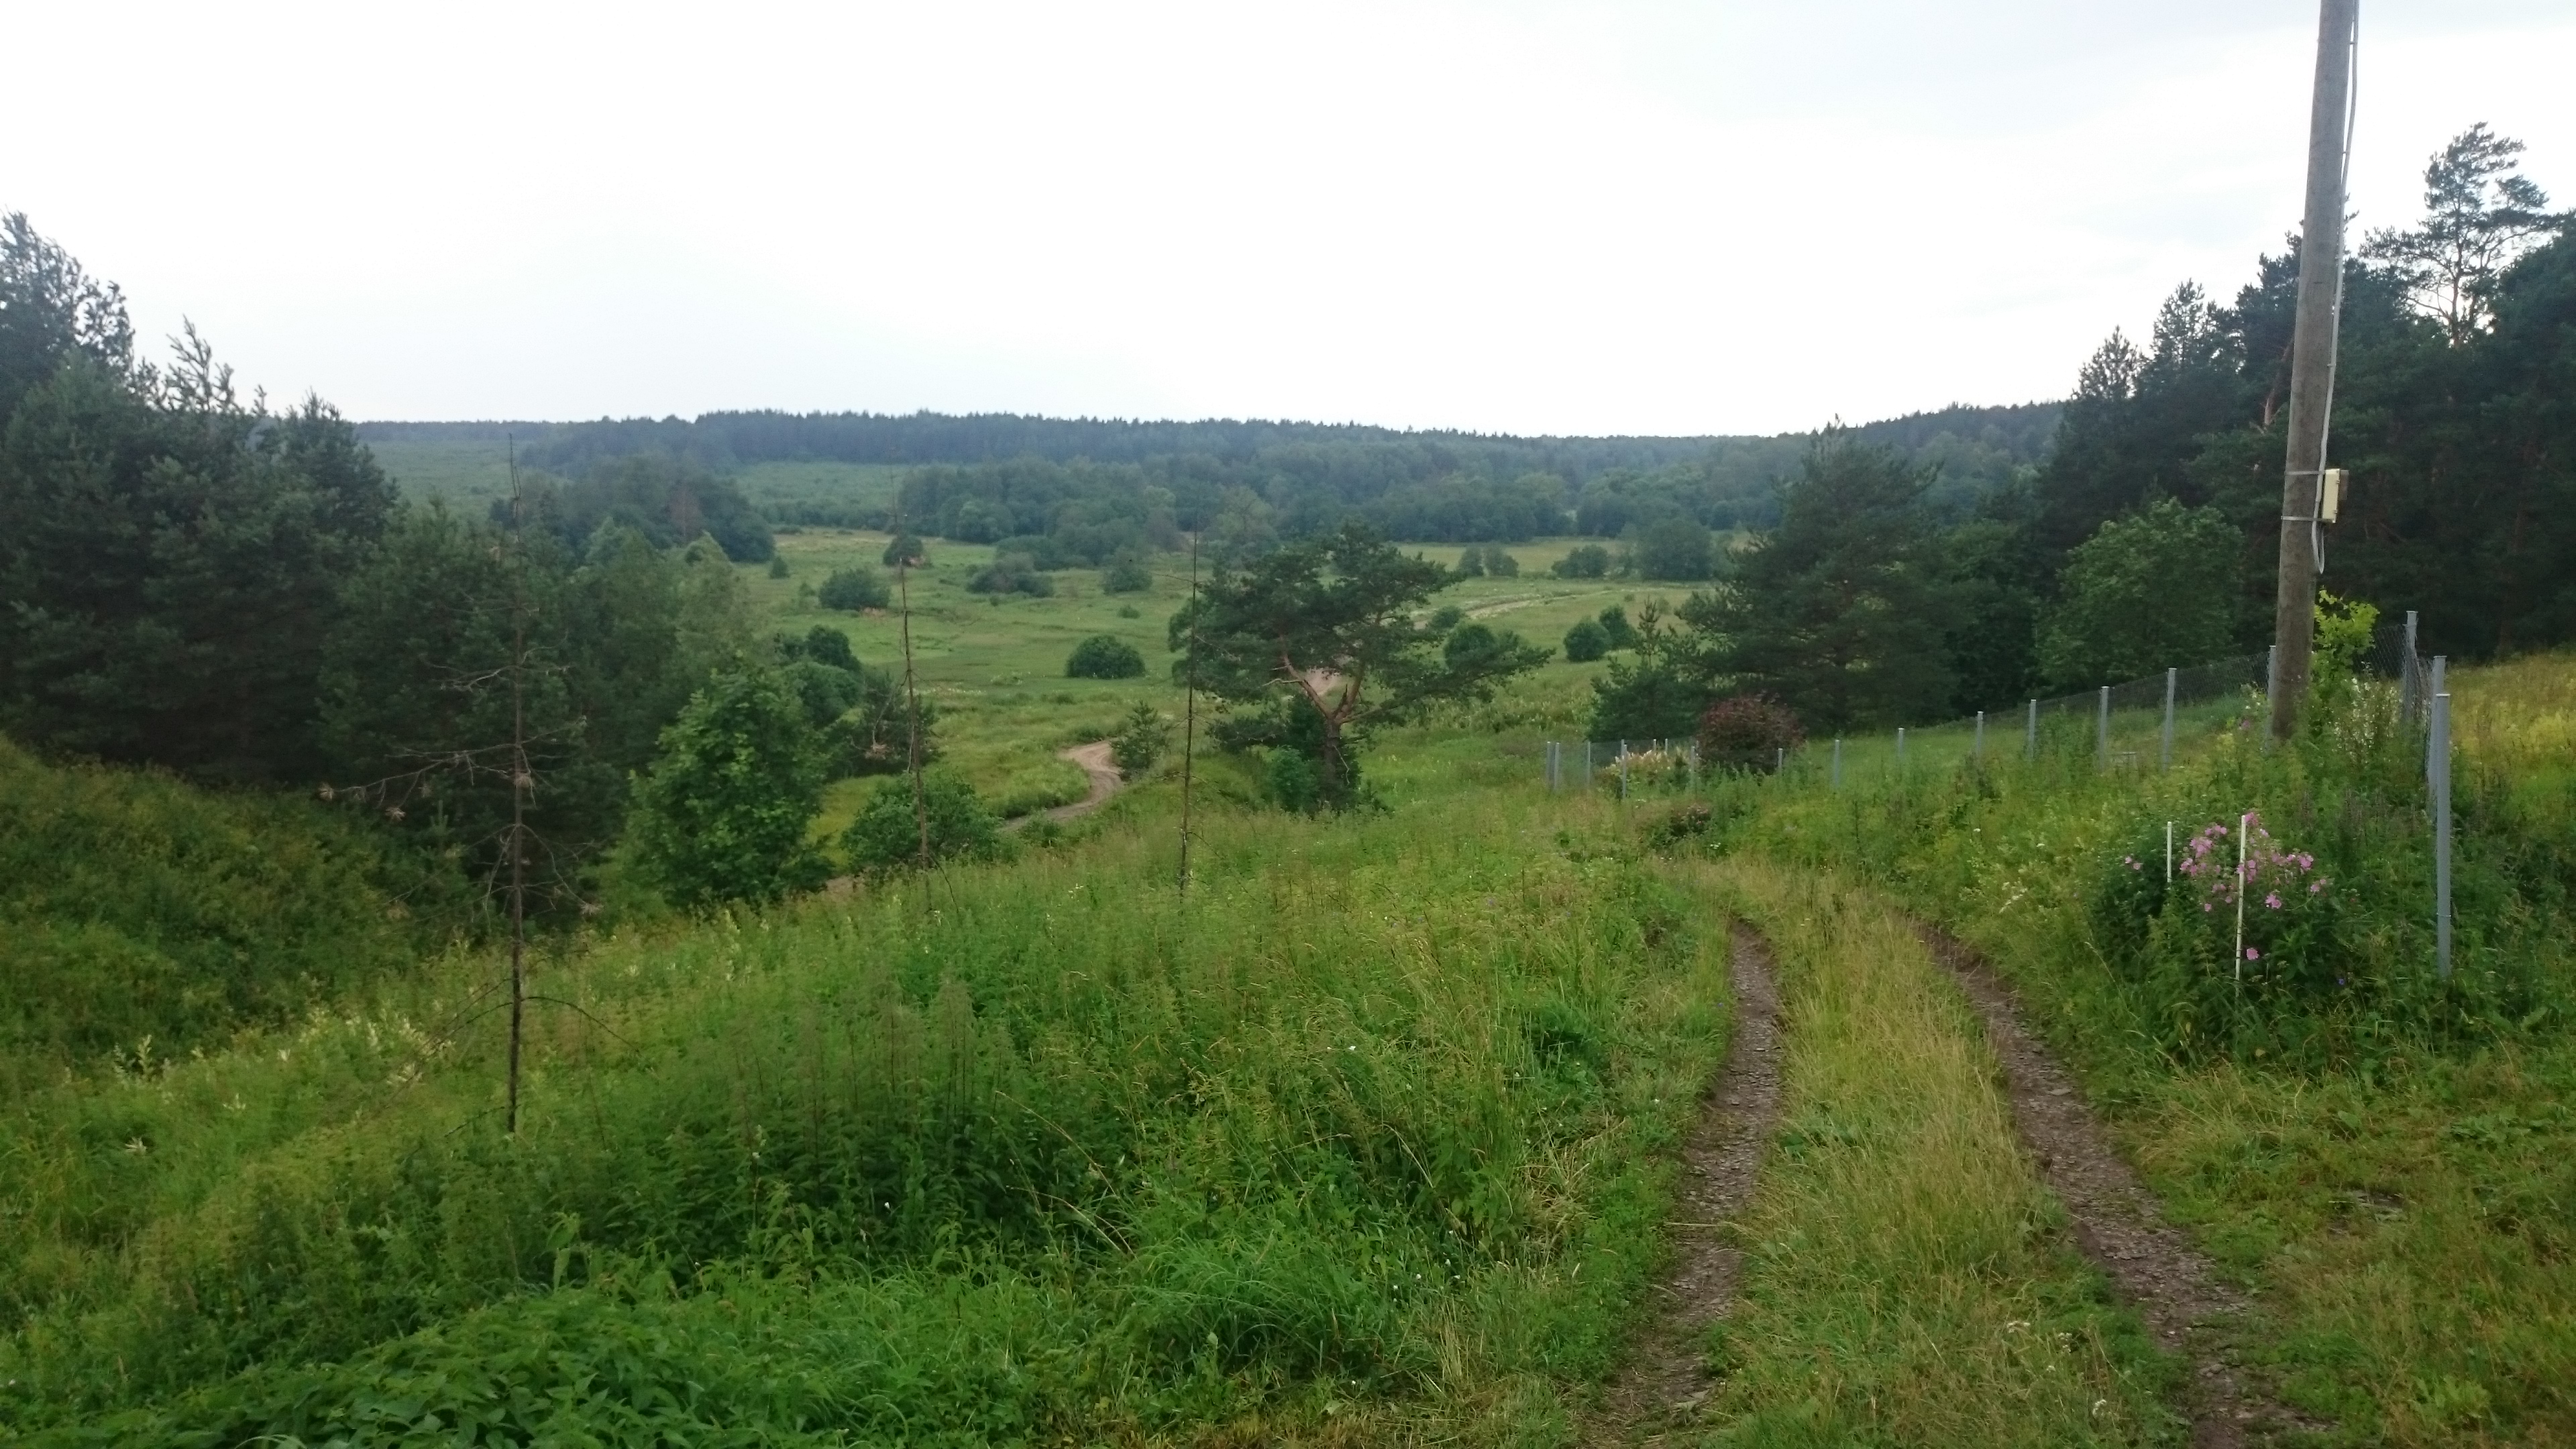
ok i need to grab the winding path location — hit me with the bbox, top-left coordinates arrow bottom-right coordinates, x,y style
1006,739 -> 1124,829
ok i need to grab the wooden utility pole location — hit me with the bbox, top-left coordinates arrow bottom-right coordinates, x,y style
2269,0 -> 2359,741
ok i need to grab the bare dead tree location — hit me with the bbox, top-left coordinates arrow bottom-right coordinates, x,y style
504,437 -> 531,1134
896,515 -> 929,869
1178,531 -> 1199,898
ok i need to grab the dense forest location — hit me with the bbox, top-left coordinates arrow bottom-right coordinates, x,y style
364,403 -> 2056,544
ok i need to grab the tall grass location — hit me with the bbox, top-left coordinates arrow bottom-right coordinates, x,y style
1690,859 -> 2175,1446
0,735 -> 451,1070
1,786 -> 1729,1444
1695,653 -> 2576,1444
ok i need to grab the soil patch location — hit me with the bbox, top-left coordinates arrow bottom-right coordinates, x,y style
1591,923 -> 1785,1442
1915,924 -> 2320,1448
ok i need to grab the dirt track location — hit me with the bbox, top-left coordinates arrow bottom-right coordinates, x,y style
1004,739 -> 1122,830
1591,924 -> 1785,1442
1916,924 -> 2316,1448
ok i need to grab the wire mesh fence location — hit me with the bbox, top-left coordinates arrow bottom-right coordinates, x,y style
1543,613 -> 2443,793
1535,610 -> 2460,972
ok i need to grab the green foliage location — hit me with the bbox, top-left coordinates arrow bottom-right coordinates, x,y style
1596,605 -> 1640,650
627,670 -> 827,909
837,769 -> 1003,871
1174,523 -> 1544,807
1479,543 -> 1520,578
319,514 -> 711,892
965,553 -> 1054,596
1065,633 -> 1146,680
2036,498 -> 2238,688
2311,589 -> 2381,688
816,564 -> 892,611
1552,543 -> 1611,579
1684,435 -> 1950,733
512,453 -> 773,564
1562,617 -> 1611,663
1587,606 -> 1707,743
1108,701 -> 1171,778
1630,516 -> 1715,581
0,789 -> 1722,1442
0,735 -> 436,1061
0,340 -> 395,782
767,553 -> 790,578
1,211 -> 135,429
1101,550 -> 1154,593
881,531 -> 926,567
1454,546 -> 1484,578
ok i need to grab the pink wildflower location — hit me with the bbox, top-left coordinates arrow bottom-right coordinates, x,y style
2245,947 -> 2261,961
2266,893 -> 2282,909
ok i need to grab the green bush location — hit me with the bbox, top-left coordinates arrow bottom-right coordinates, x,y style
967,554 -> 1053,597
1596,605 -> 1640,650
766,555 -> 790,578
627,671 -> 828,909
1552,544 -> 1611,579
839,771 -> 1004,871
1110,701 -> 1171,777
1563,618 -> 1611,663
1102,552 -> 1154,593
881,532 -> 926,567
1065,634 -> 1146,679
816,565 -> 891,611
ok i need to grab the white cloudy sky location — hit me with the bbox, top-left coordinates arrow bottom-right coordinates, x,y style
6,1 -> 2571,435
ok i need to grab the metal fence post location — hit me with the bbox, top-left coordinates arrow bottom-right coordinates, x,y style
2399,610 -> 2420,724
1896,727 -> 1906,768
1548,740 -> 1560,792
2025,699 -> 2037,759
1974,710 -> 1985,760
1774,745 -> 1784,774
2425,656 -> 2446,777
2161,667 -> 2177,771
1618,743 -> 1629,801
2432,690 -> 2453,979
1582,740 -> 1592,789
2096,686 -> 2110,771
1831,737 -> 1843,790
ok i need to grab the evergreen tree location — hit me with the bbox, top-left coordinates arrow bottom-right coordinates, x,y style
1685,437 -> 1950,733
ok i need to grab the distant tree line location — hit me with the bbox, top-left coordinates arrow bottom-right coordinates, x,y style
368,402 -> 2057,553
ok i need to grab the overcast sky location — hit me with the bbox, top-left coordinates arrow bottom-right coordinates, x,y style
7,1 -> 2571,436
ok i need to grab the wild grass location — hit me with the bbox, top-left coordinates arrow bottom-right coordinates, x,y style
1,782 -> 1729,1444
1699,651 -> 2576,1445
0,736 -> 451,1070
1686,857 -> 2176,1446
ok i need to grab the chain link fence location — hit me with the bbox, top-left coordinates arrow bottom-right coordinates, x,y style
1538,610 -> 2462,971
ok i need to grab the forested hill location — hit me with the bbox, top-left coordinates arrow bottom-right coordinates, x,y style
358,402 -> 2059,486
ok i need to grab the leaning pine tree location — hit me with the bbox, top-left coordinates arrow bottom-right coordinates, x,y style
1171,523 -> 1547,810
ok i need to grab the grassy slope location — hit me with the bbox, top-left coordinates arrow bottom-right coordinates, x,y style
1713,653 -> 2576,1446
0,737 -> 446,1069
0,769 -> 1733,1444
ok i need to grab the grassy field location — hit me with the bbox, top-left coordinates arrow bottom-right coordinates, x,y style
755,531 -> 1655,822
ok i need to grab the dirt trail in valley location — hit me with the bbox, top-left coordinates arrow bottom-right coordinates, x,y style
1915,923 -> 2320,1448
1009,739 -> 1122,828
1591,924 -> 1785,1443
